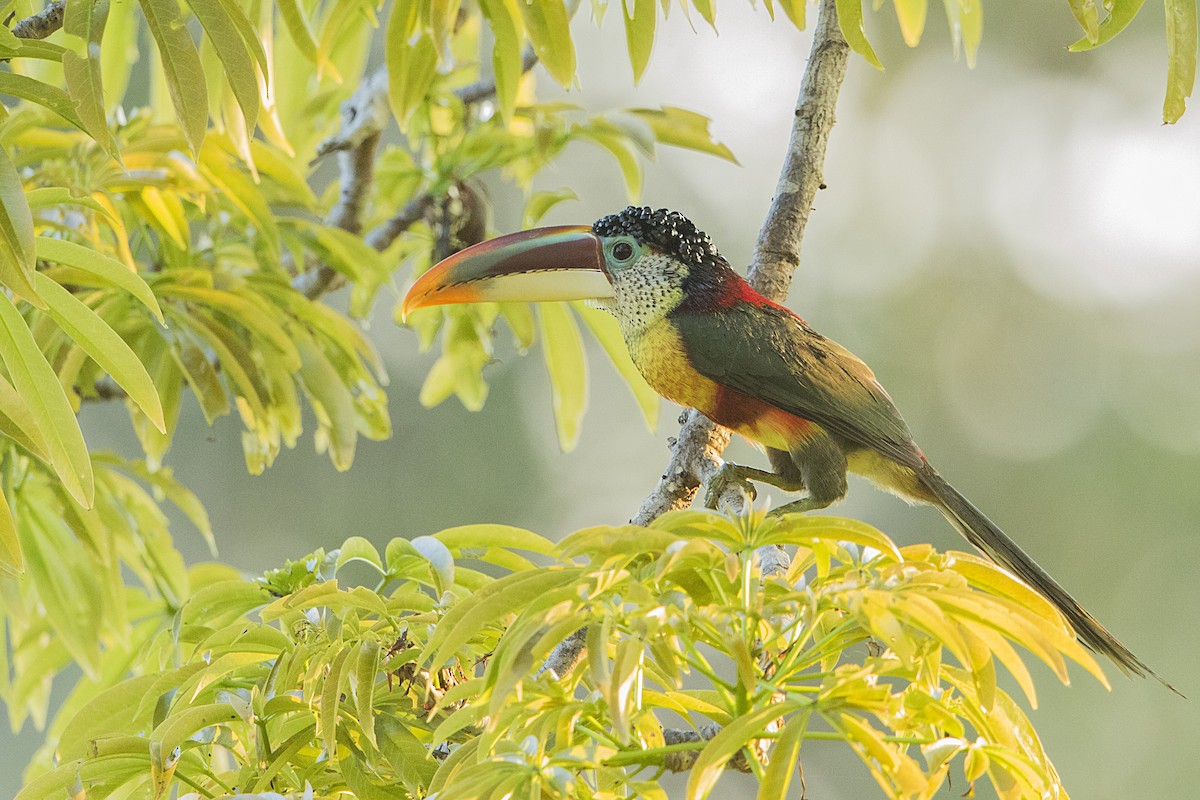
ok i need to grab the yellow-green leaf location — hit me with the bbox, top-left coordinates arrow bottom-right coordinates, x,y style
0,74 -> 86,131
687,700 -> 809,798
0,372 -> 50,460
779,0 -> 806,29
188,0 -> 261,132
385,0 -> 439,129
1164,0 -> 1197,122
623,0 -> 657,82
0,292 -> 93,506
478,0 -> 524,120
892,0 -> 927,46
355,638 -> 381,747
538,302 -> 588,451
523,188 -> 577,227
63,0 -> 121,160
757,709 -> 811,800
0,486 -> 20,575
573,302 -> 658,431
298,336 -> 357,471
942,0 -> 982,67
1068,0 -> 1145,51
36,237 -> 164,324
33,273 -> 165,433
628,106 -> 737,162
0,145 -> 39,306
692,0 -> 717,28
1066,0 -> 1101,44
520,0 -> 576,87
139,0 -> 209,153
836,0 -> 884,69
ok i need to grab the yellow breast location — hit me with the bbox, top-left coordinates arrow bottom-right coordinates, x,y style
628,321 -> 720,413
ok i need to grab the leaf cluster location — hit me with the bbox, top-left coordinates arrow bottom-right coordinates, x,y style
17,513 -> 1102,799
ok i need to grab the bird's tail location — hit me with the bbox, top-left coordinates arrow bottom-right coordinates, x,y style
916,466 -> 1180,695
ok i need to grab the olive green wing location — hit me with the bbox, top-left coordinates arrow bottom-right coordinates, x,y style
671,302 -> 923,467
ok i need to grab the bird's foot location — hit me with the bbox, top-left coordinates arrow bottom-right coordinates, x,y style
704,463 -> 758,510
766,495 -> 832,518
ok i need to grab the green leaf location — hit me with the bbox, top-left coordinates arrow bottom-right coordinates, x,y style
424,568 -> 584,669
113,457 -> 216,555
941,0 -> 982,67
188,0 -> 261,132
378,713 -> 439,791
62,0 -> 121,160
321,644 -> 354,756
1066,0 -> 1101,44
691,0 -> 716,28
336,535 -> 384,573
538,302 -> 588,452
27,187 -> 115,220
1164,0 -> 1197,122
1068,0 -> 1145,50
779,0 -> 806,29
198,141 -> 282,260
0,292 -> 93,506
433,524 -> 556,556
892,0 -> 927,46
0,145 -> 40,306
149,702 -> 239,769
213,0 -> 270,73
33,273 -> 166,433
277,0 -> 323,67
758,714 -> 816,796
0,485 -> 20,575
478,0 -> 524,120
628,106 -> 737,162
520,0 -> 576,87
687,700 -> 810,798
0,371 -> 50,460
35,237 -> 163,323
573,302 -> 658,431
355,638 -> 381,747
0,74 -> 86,130
58,674 -> 163,760
523,188 -> 578,227
164,285 -> 298,369
385,3 -> 439,130
623,0 -> 657,82
298,336 -> 358,471
138,0 -> 210,153
836,0 -> 884,69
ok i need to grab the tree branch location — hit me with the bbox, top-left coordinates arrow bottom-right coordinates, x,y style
542,0 -> 847,687
631,0 -> 849,526
11,1 -> 64,39
292,49 -> 539,300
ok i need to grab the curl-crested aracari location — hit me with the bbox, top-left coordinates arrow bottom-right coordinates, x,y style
403,205 -> 1170,687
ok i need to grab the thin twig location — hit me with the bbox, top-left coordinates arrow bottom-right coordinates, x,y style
11,0 -> 64,39
455,47 -> 539,105
292,51 -> 540,299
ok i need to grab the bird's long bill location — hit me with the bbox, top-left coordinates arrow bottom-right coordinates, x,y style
401,226 -> 614,318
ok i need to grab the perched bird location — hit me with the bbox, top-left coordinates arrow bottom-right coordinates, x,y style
403,205 -> 1171,688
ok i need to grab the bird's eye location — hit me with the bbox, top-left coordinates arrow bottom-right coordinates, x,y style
612,241 -> 634,262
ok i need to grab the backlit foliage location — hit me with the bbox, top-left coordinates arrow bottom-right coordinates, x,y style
0,0 -> 1161,797
18,513 -> 1104,799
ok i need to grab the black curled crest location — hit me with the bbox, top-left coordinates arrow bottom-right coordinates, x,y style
593,206 -> 725,271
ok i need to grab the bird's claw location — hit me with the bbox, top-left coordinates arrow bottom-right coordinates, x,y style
704,464 -> 757,510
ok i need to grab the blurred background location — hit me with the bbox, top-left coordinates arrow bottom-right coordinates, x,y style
8,0 -> 1200,796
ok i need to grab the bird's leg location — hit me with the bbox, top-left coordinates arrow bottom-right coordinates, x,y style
704,463 -> 807,510
766,495 -> 836,517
